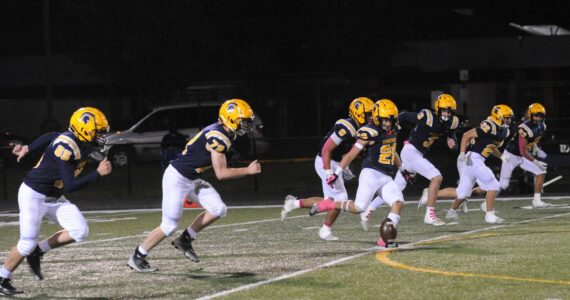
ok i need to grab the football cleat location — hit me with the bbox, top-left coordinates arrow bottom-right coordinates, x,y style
445,209 -> 458,220
485,213 -> 505,224
172,233 -> 200,262
281,195 -> 298,221
309,203 -> 320,216
128,250 -> 158,273
532,200 -> 552,209
418,188 -> 428,210
0,277 -> 22,296
360,208 -> 374,232
318,226 -> 339,241
26,245 -> 45,280
424,214 -> 446,226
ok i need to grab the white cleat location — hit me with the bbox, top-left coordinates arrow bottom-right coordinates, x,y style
485,213 -> 505,224
319,227 -> 339,241
281,195 -> 297,221
360,208 -> 375,231
532,200 -> 552,209
418,188 -> 428,210
445,209 -> 458,220
424,214 -> 446,226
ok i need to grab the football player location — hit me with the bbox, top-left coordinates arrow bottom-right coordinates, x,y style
450,104 -> 514,224
498,103 -> 551,208
281,97 -> 374,240
308,99 -> 406,247
396,94 -> 460,226
128,99 -> 261,272
0,107 -> 112,296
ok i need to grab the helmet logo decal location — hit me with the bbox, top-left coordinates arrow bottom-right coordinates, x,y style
80,112 -> 94,124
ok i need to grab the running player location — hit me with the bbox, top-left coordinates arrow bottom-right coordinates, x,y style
280,97 -> 374,240
128,99 -> 261,272
307,99 -> 406,246
0,107 -> 112,295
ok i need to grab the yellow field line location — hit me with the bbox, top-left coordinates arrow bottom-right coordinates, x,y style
375,234 -> 570,286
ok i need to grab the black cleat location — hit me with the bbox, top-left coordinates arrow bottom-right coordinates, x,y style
0,277 -> 22,296
172,232 -> 200,262
309,203 -> 320,216
128,249 -> 158,273
26,246 -> 45,280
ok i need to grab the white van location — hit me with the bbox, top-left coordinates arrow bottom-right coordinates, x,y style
102,103 -> 267,167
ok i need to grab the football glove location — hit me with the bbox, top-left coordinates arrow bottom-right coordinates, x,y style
342,167 -> 356,181
325,167 -> 343,188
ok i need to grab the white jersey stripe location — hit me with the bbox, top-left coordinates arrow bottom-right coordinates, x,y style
336,119 -> 357,136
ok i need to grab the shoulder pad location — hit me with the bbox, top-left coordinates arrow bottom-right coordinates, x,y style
450,116 -> 460,130
518,122 -> 534,138
335,119 -> 357,138
417,109 -> 434,127
52,134 -> 81,161
205,130 -> 231,153
357,126 -> 379,141
479,120 -> 497,135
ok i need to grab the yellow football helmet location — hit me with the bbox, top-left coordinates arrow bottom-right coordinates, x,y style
373,99 -> 399,130
434,94 -> 457,122
219,99 -> 255,136
348,97 -> 374,127
527,103 -> 546,119
489,104 -> 514,127
69,107 -> 110,142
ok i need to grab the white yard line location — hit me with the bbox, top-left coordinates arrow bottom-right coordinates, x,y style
196,211 -> 570,300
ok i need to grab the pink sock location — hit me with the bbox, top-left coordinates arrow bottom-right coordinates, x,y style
317,199 -> 336,212
299,199 -> 304,208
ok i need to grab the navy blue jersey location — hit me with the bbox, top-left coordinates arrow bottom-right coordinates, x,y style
317,118 -> 358,162
468,119 -> 509,159
357,124 -> 398,176
505,120 -> 546,156
24,131 -> 99,197
171,123 -> 234,179
402,109 -> 459,154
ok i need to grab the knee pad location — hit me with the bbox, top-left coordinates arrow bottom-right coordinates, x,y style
68,223 -> 90,242
160,222 -> 179,237
17,238 -> 37,256
210,204 -> 227,218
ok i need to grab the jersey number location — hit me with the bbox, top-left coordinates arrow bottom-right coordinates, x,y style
378,144 -> 396,165
54,145 -> 72,161
422,136 -> 439,148
481,144 -> 495,158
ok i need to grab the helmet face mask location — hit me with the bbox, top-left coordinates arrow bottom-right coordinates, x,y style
373,99 -> 399,131
236,117 -> 255,136
434,94 -> 457,123
527,103 -> 546,125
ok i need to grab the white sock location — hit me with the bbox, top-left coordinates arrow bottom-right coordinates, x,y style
137,246 -> 148,256
293,200 -> 301,209
387,212 -> 401,227
369,197 -> 385,210
533,193 -> 541,202
486,211 -> 495,217
448,208 -> 456,213
0,267 -> 12,279
38,239 -> 51,253
186,227 -> 197,239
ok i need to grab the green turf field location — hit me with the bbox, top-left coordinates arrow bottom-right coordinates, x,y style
1,197 -> 570,299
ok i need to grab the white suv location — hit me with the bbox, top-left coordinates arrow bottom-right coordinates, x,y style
103,103 -> 267,167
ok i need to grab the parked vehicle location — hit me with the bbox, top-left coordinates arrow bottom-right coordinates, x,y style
102,103 -> 267,167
